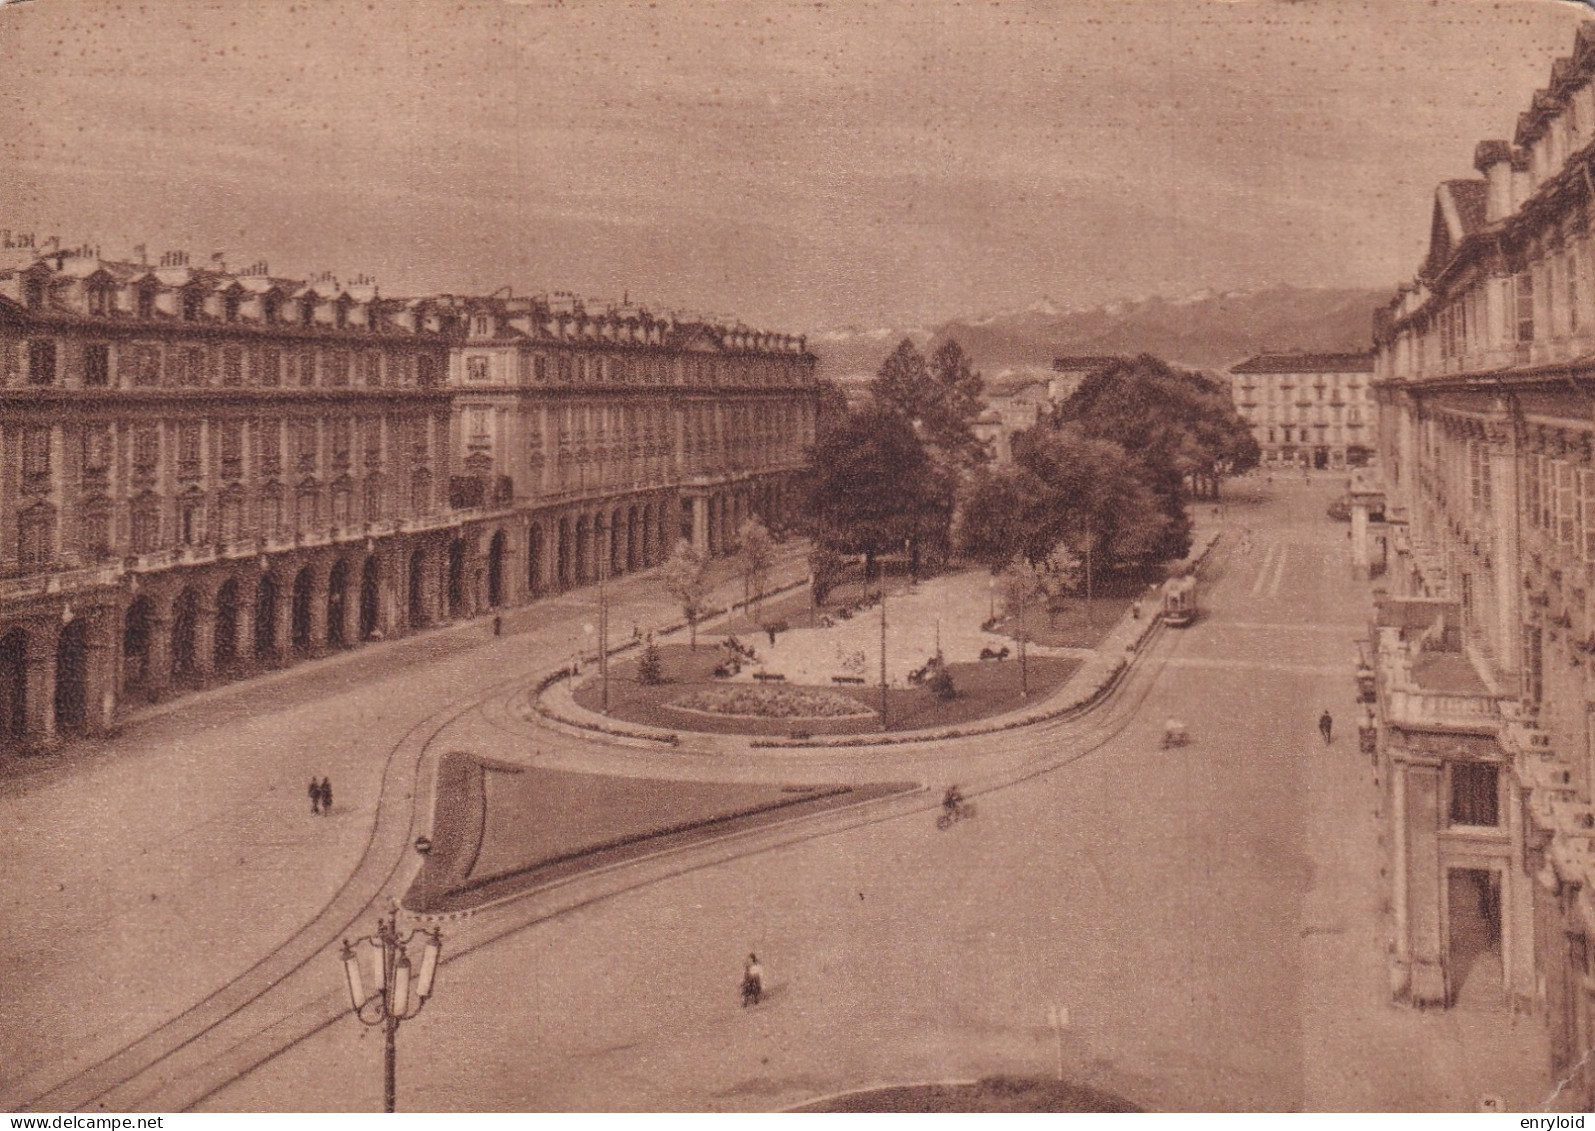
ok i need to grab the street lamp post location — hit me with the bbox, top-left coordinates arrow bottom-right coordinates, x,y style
879,590 -> 888,730
597,518 -> 610,714
341,908 -> 443,1113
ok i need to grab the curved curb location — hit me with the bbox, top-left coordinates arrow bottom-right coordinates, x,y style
528,530 -> 1221,752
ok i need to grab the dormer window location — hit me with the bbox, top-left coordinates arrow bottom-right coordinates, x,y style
181,289 -> 203,321
335,300 -> 349,330
137,285 -> 156,320
473,315 -> 490,337
223,291 -> 241,322
263,294 -> 280,324
302,299 -> 316,327
88,284 -> 112,317
23,276 -> 45,309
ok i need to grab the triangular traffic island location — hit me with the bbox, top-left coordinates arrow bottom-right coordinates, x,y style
406,750 -> 913,914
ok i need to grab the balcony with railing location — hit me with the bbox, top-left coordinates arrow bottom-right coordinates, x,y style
1374,599 -> 1508,734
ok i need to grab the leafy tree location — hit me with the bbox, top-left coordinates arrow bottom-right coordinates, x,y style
808,543 -> 846,607
637,640 -> 664,685
868,338 -> 933,424
801,406 -> 949,580
1014,424 -> 1179,569
737,517 -> 775,622
662,539 -> 711,650
1052,353 -> 1259,509
924,339 -> 990,473
958,425 -> 1174,576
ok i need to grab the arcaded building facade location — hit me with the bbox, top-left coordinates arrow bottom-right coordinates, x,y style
1372,23 -> 1595,1100
1228,352 -> 1377,469
0,254 -> 816,753
437,292 -> 814,602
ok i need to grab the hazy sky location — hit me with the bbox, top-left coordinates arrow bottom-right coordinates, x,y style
0,0 -> 1587,330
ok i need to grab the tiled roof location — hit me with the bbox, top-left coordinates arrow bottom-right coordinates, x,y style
1445,179 -> 1489,237
1230,352 -> 1375,374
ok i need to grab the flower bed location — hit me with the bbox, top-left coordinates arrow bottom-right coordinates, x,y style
668,685 -> 875,720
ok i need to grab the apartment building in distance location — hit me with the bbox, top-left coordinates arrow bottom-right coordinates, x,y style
0,248 -> 816,753
1227,351 -> 1377,470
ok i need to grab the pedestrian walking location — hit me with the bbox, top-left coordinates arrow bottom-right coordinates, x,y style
742,953 -> 764,1007
492,613 -> 503,637
309,777 -> 322,816
320,776 -> 333,814
1318,709 -> 1333,745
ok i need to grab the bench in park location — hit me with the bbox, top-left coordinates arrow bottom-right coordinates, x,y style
831,675 -> 866,685
753,672 -> 787,682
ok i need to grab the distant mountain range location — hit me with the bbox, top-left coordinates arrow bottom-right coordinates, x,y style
810,285 -> 1389,387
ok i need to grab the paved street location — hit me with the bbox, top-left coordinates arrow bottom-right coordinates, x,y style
2,478 -> 1554,1112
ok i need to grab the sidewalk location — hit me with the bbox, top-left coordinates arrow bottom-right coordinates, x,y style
0,545 -> 806,1109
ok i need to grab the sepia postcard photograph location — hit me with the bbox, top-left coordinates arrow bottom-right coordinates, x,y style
4,0 -> 1595,1116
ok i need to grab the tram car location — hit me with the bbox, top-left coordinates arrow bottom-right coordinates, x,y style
1161,574 -> 1198,627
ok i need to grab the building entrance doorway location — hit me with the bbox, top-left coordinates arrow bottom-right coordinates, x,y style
1447,867 -> 1502,1007
1313,447 -> 1329,470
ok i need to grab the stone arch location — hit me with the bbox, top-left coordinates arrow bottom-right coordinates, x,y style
254,574 -> 278,659
360,556 -> 381,640
447,538 -> 466,618
327,558 -> 350,647
608,508 -> 623,576
170,587 -> 201,681
528,523 -> 545,596
408,547 -> 427,628
291,567 -> 315,653
626,506 -> 640,572
575,516 -> 590,585
487,529 -> 506,608
123,596 -> 153,688
54,617 -> 88,734
0,628 -> 28,743
214,577 -> 241,669
557,518 -> 573,590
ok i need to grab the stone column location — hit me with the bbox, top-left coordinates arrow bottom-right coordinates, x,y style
1400,754 -> 1446,1006
308,570 -> 330,653
191,600 -> 217,680
691,496 -> 708,555
272,579 -> 295,661
343,565 -> 363,645
144,611 -> 173,699
379,551 -> 401,636
1350,501 -> 1371,580
85,610 -> 119,734
23,622 -> 58,744
1488,423 -> 1521,685
234,594 -> 256,671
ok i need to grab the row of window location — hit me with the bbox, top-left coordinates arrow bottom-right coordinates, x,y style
10,418 -> 438,495
1246,405 -> 1365,425
1236,379 -> 1368,401
11,472 -> 438,569
0,337 -> 444,390
1264,426 -> 1359,446
1523,452 -> 1595,561
457,349 -> 808,389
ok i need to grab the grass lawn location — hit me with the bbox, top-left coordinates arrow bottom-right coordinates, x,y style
406,752 -> 913,912
570,642 -> 1079,736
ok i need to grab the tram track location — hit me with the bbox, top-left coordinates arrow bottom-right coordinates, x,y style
15,544 -> 1216,1114
175,618 -> 1191,1113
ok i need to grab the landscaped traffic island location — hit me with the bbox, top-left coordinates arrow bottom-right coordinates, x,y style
570,641 -> 1078,737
